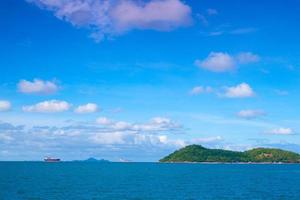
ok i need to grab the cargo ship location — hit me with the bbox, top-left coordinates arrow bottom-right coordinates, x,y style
44,157 -> 61,162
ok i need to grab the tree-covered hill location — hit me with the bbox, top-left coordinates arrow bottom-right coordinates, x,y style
159,145 -> 300,163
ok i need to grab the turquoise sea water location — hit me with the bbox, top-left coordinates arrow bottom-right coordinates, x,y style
1,162 -> 300,200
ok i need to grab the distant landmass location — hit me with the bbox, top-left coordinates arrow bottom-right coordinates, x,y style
73,157 -> 110,162
160,145 -> 300,163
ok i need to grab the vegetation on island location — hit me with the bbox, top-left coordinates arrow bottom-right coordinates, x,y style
159,145 -> 300,163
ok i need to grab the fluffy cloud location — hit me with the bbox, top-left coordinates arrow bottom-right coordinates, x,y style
22,100 -> 71,113
268,128 -> 294,135
0,101 -> 11,112
27,0 -> 192,41
223,83 -> 255,98
195,52 -> 236,72
18,79 -> 58,94
189,84 -> 255,98
195,52 -> 259,72
74,103 -> 99,113
237,109 -> 266,119
189,86 -> 213,95
110,0 -> 192,32
61,117 -> 183,146
88,131 -> 186,147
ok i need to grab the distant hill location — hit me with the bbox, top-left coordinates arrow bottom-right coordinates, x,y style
73,157 -> 110,162
159,145 -> 300,163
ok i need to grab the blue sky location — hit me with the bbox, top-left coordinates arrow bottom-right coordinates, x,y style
1,0 -> 300,161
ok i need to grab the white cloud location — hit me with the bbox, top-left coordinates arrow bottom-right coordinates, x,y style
96,116 -> 182,132
22,100 -> 71,113
18,79 -> 58,94
195,52 -> 259,72
0,120 -> 188,161
190,84 -> 255,99
27,0 -> 192,41
74,103 -> 99,114
224,83 -> 255,98
237,109 -> 266,119
89,131 -> 186,148
268,128 -> 294,135
236,52 -> 260,64
190,86 -> 213,95
195,52 -> 236,72
0,100 -> 11,112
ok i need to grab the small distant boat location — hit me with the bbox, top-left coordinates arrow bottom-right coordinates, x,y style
44,157 -> 61,162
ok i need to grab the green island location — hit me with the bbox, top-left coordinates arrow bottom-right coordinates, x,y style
159,145 -> 300,163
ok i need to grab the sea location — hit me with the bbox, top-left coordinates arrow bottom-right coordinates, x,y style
1,162 -> 300,200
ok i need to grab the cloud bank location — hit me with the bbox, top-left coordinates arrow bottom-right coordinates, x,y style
0,119 -> 228,161
0,118 -> 185,161
195,52 -> 260,72
96,116 -> 182,132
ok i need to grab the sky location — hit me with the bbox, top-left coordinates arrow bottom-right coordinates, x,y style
1,0 -> 300,161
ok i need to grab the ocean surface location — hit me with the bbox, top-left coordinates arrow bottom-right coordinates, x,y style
1,162 -> 300,200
